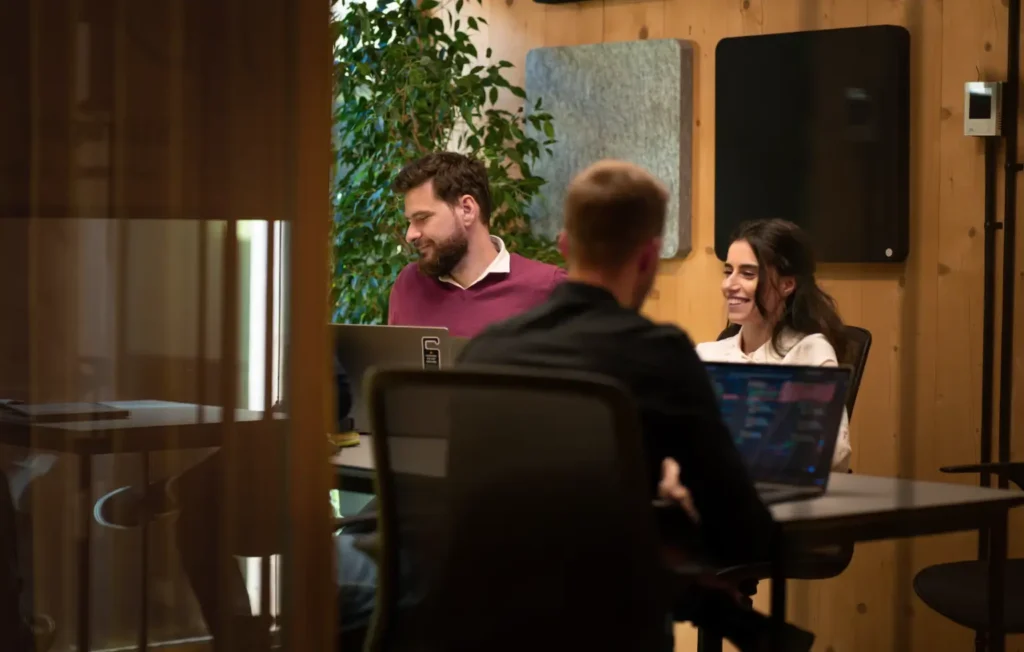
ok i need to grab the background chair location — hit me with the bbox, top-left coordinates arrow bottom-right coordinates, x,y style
697,324 -> 872,652
913,462 -> 1024,652
359,365 -> 681,652
839,326 -> 872,420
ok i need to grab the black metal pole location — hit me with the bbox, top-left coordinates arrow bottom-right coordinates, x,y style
979,136 -> 998,561
998,0 -> 1021,491
982,137 -> 998,484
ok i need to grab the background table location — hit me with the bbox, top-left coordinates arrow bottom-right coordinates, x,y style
760,475 -> 1022,652
0,400 -> 283,652
330,434 -> 375,494
331,437 -> 1024,652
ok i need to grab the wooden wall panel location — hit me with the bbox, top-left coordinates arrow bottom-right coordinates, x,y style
483,0 -> 1024,650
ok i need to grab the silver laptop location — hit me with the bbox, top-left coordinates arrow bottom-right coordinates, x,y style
333,324 -> 450,433
704,362 -> 852,505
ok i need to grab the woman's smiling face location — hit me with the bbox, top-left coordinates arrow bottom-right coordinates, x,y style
722,239 -> 760,325
722,238 -> 794,327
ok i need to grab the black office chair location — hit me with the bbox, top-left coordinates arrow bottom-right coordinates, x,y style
359,365 -> 672,652
839,326 -> 872,420
913,462 -> 1024,652
697,324 -> 872,651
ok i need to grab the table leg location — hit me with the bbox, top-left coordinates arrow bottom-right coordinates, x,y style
139,453 -> 150,651
987,509 -> 1007,652
260,556 -> 271,621
77,455 -> 91,652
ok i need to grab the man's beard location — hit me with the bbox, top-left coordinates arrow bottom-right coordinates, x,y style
416,233 -> 469,278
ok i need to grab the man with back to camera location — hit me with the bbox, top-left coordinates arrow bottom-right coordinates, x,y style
455,160 -> 814,651
388,152 -> 566,337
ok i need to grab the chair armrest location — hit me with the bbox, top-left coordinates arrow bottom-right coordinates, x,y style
940,462 -> 1024,491
333,512 -> 378,532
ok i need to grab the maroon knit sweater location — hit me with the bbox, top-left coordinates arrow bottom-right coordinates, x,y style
387,254 -> 566,338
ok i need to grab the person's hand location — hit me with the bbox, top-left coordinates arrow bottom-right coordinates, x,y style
658,458 -> 700,523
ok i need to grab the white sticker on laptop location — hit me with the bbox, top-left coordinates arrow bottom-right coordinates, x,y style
421,336 -> 441,370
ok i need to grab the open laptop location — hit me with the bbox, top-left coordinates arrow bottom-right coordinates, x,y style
703,362 -> 851,505
333,324 -> 450,433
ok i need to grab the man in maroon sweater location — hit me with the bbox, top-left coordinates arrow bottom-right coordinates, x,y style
388,152 -> 566,337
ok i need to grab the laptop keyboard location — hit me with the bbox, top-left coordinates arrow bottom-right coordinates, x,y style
756,484 -> 816,505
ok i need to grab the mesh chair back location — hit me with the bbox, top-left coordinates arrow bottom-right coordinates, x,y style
839,326 -> 871,418
365,366 -> 668,652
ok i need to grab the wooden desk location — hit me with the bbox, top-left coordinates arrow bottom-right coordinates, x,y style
330,434 -> 375,494
0,400 -> 284,652
753,475 -> 1023,652
0,399 -> 283,454
771,474 -> 1024,546
331,443 -> 1024,652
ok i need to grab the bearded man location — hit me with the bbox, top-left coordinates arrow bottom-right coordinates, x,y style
388,152 -> 566,337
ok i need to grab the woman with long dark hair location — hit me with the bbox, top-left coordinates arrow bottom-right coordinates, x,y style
696,218 -> 851,471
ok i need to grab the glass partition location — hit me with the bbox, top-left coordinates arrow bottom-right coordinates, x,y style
0,1 -> 333,650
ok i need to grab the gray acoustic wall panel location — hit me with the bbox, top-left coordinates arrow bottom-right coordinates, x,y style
524,38 -> 694,259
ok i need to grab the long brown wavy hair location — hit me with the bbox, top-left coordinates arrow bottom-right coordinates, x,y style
730,219 -> 847,360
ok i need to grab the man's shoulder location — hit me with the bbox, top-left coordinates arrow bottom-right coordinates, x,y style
508,253 -> 566,282
638,320 -> 700,360
456,296 -> 557,362
394,262 -> 421,285
468,299 -> 695,348
391,262 -> 438,297
459,307 -> 702,381
474,297 -> 552,339
456,320 -> 517,364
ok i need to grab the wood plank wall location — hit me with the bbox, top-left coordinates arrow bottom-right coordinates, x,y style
474,0 -> 1024,650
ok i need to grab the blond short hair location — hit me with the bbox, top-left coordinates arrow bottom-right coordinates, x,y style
563,160 -> 668,268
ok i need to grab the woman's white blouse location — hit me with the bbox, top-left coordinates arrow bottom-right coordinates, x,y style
695,329 -> 852,473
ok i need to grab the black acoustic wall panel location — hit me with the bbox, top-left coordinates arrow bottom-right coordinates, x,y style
715,25 -> 910,263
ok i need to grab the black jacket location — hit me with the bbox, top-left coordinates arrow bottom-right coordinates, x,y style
457,281 -> 775,565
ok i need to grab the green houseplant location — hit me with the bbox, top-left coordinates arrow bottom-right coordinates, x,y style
330,0 -> 561,324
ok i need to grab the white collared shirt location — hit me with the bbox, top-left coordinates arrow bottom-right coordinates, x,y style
695,327 -> 852,472
439,235 -> 510,289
